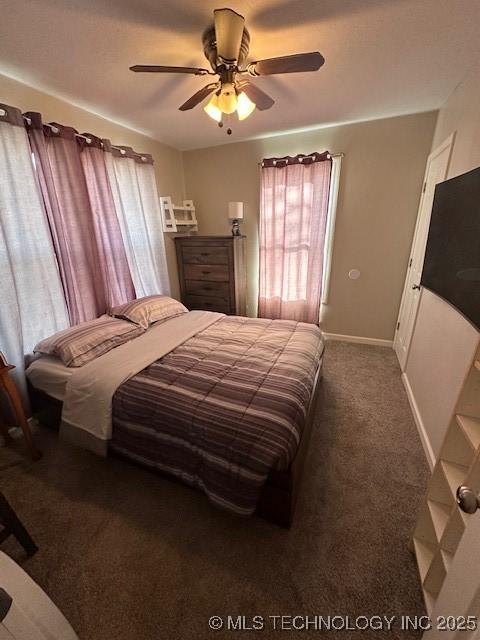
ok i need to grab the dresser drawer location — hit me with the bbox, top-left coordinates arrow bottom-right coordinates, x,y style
184,295 -> 232,314
185,280 -> 230,298
175,236 -> 246,316
181,245 -> 229,265
184,264 -> 230,282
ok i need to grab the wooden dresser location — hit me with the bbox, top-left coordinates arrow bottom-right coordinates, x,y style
175,235 -> 246,315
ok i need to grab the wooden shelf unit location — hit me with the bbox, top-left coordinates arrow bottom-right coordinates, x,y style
159,196 -> 198,232
413,340 -> 480,613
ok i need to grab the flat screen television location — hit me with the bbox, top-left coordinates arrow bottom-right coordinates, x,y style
421,166 -> 480,329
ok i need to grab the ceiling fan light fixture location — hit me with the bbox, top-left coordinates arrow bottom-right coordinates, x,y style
204,93 -> 222,122
236,91 -> 256,120
130,9 -> 325,133
218,82 -> 237,114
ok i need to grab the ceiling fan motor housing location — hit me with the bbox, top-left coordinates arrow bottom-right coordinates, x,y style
130,8 -> 323,119
202,24 -> 250,71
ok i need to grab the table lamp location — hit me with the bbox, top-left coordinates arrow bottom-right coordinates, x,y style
228,202 -> 244,236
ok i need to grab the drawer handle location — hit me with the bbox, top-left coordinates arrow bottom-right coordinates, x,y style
201,270 -> 211,275
203,286 -> 212,291
200,252 -> 210,256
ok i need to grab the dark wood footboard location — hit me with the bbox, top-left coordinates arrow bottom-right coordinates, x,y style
27,360 -> 323,529
255,361 -> 323,527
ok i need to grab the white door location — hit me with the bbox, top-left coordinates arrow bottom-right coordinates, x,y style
394,133 -> 455,370
423,486 -> 480,640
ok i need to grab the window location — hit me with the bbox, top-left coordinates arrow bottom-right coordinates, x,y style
258,152 -> 341,324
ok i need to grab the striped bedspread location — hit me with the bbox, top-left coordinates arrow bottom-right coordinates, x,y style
111,316 -> 324,516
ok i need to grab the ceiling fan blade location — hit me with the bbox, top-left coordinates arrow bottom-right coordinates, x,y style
248,52 -> 325,76
130,65 -> 209,76
239,83 -> 274,111
179,83 -> 218,111
214,8 -> 245,62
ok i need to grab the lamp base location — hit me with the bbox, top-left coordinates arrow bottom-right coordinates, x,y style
231,219 -> 241,236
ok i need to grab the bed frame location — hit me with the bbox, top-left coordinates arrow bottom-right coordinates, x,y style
27,361 -> 322,528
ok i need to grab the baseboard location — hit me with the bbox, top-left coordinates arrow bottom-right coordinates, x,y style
401,372 -> 435,471
323,332 -> 394,348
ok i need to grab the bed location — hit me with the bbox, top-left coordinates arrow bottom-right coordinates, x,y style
27,310 -> 324,527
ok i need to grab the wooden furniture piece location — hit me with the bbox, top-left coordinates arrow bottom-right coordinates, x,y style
413,339 -> 480,613
0,358 -> 41,461
159,196 -> 198,232
175,235 -> 247,315
0,492 -> 37,557
255,362 -> 323,527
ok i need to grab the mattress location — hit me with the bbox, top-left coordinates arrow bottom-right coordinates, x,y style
26,356 -> 73,401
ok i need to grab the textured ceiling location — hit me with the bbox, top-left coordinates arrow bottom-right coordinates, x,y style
1,0 -> 480,150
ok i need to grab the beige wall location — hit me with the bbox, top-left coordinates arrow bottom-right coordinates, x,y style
183,111 -> 437,340
405,61 -> 480,463
431,62 -> 480,180
0,72 -> 439,344
0,73 -> 185,299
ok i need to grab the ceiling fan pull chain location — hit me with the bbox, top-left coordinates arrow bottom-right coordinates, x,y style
225,112 -> 232,136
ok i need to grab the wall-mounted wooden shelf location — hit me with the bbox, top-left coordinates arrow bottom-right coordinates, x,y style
159,196 -> 198,233
413,340 -> 480,613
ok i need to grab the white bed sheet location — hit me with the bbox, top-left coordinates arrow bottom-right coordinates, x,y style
26,311 -> 224,455
26,356 -> 74,402
60,310 -> 223,454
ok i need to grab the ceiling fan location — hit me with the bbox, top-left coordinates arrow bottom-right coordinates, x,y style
130,7 -> 325,131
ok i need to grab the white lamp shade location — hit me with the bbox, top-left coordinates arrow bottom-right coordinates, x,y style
228,201 -> 244,220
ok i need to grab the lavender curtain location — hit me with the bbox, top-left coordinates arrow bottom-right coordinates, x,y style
27,115 -> 105,324
79,135 -> 135,307
26,115 -> 134,324
258,153 -> 332,324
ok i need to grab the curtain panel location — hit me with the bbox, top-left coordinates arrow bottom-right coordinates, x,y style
258,152 -> 332,324
26,115 -> 135,324
0,101 -> 171,402
104,143 -> 170,298
78,135 -> 135,308
0,105 -> 69,399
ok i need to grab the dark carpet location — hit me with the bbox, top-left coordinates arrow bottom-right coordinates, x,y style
0,341 -> 429,639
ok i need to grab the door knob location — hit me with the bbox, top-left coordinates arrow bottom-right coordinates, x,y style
412,284 -> 421,290
456,485 -> 480,514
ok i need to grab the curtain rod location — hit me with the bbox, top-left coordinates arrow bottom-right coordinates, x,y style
21,115 -> 134,157
258,152 -> 344,166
